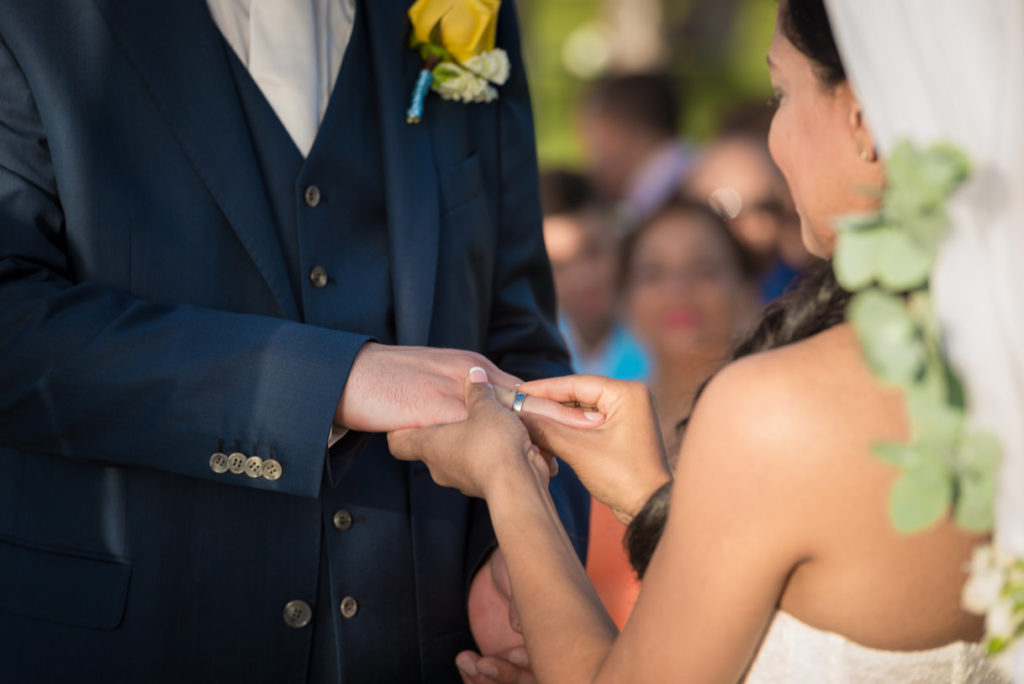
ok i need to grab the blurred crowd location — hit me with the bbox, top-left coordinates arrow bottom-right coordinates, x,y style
539,73 -> 816,628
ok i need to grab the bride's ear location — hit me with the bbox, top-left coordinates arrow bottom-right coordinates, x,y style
847,96 -> 878,163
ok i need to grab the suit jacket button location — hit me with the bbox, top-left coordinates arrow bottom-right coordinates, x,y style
304,185 -> 321,207
309,266 -> 328,288
209,452 -> 229,474
227,452 -> 247,474
283,600 -> 312,629
332,510 -> 353,531
244,455 -> 263,478
339,596 -> 358,619
262,459 -> 282,481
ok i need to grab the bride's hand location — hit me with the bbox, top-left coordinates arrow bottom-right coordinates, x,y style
516,375 -> 671,524
388,368 -> 550,499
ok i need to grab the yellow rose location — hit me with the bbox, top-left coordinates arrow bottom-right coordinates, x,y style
409,0 -> 501,64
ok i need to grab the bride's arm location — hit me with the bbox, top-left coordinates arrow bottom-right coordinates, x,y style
502,359 -> 815,682
392,360 -> 820,682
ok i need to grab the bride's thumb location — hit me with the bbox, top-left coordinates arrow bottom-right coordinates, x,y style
465,367 -> 499,409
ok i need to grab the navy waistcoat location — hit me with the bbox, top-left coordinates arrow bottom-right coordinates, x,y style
225,12 -> 422,683
226,15 -> 395,344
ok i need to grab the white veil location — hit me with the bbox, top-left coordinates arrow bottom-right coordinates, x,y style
824,1 -> 1024,676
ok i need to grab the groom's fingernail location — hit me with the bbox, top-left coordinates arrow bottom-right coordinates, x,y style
469,367 -> 489,384
584,411 -> 603,422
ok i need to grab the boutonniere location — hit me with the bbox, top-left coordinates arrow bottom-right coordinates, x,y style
405,0 -> 511,123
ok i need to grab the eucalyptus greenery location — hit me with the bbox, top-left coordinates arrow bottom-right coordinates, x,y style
833,141 -> 1001,533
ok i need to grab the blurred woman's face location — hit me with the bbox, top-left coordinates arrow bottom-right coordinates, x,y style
766,9 -> 884,258
625,211 -> 748,365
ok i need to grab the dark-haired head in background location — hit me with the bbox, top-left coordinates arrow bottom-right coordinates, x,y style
683,102 -> 815,303
578,73 -> 693,231
621,196 -> 757,456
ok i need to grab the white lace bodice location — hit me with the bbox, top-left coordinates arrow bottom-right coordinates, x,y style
743,611 -> 1008,683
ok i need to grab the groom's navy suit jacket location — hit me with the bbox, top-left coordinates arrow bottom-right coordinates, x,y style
0,1 -> 588,682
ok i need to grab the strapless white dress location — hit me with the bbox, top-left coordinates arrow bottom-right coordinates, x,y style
743,611 -> 1008,683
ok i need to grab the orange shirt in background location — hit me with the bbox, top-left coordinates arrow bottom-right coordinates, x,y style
585,495 -> 641,629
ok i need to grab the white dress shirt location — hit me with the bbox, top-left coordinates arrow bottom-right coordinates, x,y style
206,0 -> 357,157
207,0 -> 357,444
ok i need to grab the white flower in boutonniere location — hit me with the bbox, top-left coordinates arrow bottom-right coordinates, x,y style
405,0 -> 511,123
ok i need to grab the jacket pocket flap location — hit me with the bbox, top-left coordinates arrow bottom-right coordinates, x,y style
0,538 -> 131,631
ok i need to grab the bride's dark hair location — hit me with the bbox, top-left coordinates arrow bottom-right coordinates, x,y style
625,0 -> 851,579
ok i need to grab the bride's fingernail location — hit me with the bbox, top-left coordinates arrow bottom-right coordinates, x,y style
478,662 -> 500,678
469,367 -> 489,384
455,656 -> 478,676
508,648 -> 530,668
584,411 -> 603,422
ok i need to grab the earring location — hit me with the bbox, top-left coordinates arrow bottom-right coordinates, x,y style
859,148 -> 876,162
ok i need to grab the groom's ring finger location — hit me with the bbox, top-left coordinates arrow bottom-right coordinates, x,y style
512,391 -> 527,413
492,384 -> 605,428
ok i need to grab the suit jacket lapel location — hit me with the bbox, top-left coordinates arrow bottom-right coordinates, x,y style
92,0 -> 300,320
363,0 -> 440,347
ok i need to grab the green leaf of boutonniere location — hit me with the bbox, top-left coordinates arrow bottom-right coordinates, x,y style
429,17 -> 444,47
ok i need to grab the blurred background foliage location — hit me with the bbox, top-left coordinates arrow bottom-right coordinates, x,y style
516,0 -> 777,166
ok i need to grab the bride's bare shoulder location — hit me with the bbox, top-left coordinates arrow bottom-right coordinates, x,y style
688,323 -> 907,465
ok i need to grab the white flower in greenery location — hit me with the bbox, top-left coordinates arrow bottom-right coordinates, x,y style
986,597 -> 1017,641
963,545 -> 1007,613
465,49 -> 511,86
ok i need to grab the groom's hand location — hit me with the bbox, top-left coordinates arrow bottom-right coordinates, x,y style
334,343 -> 522,433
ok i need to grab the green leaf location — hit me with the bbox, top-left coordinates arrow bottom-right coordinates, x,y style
834,227 -> 882,292
906,387 -> 964,450
955,469 -> 995,532
959,431 -> 1002,473
875,229 -> 933,292
429,17 -> 444,46
954,433 -> 999,533
914,351 -> 950,405
848,290 -> 926,385
883,142 -> 970,236
906,291 -> 938,341
889,460 -> 953,533
900,210 -> 950,257
873,442 -> 920,468
432,63 -> 460,83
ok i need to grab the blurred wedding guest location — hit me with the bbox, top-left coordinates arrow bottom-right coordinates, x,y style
540,169 -> 650,381
585,197 -> 755,629
540,169 -> 649,629
684,106 -> 814,303
623,197 -> 757,455
578,73 -> 691,231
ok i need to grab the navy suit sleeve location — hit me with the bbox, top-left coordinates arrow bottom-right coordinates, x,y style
477,3 -> 590,564
0,32 -> 367,500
